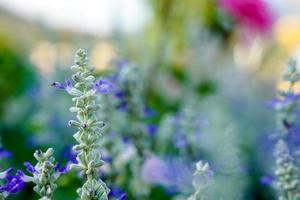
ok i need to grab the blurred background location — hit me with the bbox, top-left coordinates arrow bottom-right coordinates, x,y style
1,0 -> 300,199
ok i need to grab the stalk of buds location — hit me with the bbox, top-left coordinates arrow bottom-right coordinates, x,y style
271,59 -> 300,200
23,148 -> 67,200
52,49 -> 111,200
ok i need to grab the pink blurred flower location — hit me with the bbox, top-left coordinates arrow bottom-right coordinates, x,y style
218,0 -> 273,33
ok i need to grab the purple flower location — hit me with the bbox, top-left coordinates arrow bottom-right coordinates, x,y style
0,170 -> 25,194
94,80 -> 113,94
0,148 -> 12,159
23,162 -> 36,174
143,107 -> 156,117
108,186 -> 127,200
101,156 -> 113,164
114,91 -> 125,99
173,134 -> 188,148
267,93 -> 300,111
61,145 -> 77,164
121,136 -> 130,144
53,161 -> 72,174
51,79 -> 72,90
145,124 -> 157,137
260,175 -> 274,186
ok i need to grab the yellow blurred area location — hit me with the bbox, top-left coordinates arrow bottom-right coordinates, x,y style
277,80 -> 300,93
274,16 -> 300,52
90,42 -> 116,71
29,40 -> 116,75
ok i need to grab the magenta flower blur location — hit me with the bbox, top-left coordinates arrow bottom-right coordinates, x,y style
218,0 -> 273,32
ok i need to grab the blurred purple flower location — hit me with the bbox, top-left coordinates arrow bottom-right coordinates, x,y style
145,124 -> 157,137
94,80 -> 113,94
116,101 -> 128,111
260,175 -> 274,186
121,136 -> 130,144
267,93 -> 300,111
141,156 -> 172,186
0,148 -> 12,159
143,107 -> 156,118
173,134 -> 188,148
141,156 -> 193,191
61,145 -> 77,164
114,91 -> 125,99
101,156 -> 113,164
218,0 -> 273,32
108,185 -> 127,200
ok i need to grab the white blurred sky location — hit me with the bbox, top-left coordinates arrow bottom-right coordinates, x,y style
266,0 -> 300,16
0,0 -> 151,35
0,0 -> 299,35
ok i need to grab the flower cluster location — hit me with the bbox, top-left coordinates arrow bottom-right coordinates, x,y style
0,146 -> 25,200
23,148 -> 67,200
0,168 -> 13,199
0,169 -> 26,199
274,140 -> 299,200
53,49 -> 110,200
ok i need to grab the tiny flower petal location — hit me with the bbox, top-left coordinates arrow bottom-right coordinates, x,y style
0,168 -> 13,179
117,193 -> 127,200
23,162 -> 36,174
51,82 -> 66,89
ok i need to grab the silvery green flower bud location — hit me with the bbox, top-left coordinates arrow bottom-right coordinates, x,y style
77,179 -> 109,200
24,148 -> 67,200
